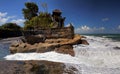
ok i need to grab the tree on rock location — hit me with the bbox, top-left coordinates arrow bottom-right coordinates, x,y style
22,2 -> 39,20
24,12 -> 53,30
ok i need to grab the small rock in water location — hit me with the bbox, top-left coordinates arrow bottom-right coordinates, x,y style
113,46 -> 120,50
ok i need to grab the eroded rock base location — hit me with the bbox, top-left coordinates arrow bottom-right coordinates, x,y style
0,60 -> 80,74
10,34 -> 89,56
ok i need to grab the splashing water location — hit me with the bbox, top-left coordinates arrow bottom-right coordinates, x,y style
4,35 -> 120,74
74,35 -> 120,68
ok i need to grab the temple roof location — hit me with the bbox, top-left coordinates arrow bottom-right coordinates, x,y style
53,9 -> 62,13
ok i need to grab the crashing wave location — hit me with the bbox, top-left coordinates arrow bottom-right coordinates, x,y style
4,35 -> 120,74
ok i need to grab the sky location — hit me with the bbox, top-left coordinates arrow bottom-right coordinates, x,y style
0,0 -> 120,34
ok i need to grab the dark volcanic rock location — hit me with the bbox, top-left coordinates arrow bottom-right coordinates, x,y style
0,61 -> 25,74
24,34 -> 45,45
0,60 -> 79,74
79,39 -> 89,45
55,45 -> 75,56
114,46 -> 120,50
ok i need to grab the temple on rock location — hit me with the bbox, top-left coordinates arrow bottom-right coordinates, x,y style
52,9 -> 66,28
9,8 -> 89,56
22,9 -> 74,44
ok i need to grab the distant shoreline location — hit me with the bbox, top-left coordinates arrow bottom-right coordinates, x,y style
0,36 -> 23,44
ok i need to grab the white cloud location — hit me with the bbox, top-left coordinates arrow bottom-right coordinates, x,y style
99,27 -> 105,30
0,12 -> 8,24
102,18 -> 109,22
66,23 -> 75,27
75,25 -> 91,34
0,12 -> 16,25
0,12 -> 7,17
75,25 -> 105,34
0,17 -> 8,24
11,19 -> 25,25
81,25 -> 91,31
118,25 -> 120,29
0,12 -> 24,26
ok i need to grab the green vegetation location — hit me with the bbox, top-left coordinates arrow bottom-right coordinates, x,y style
0,2 -> 61,38
23,2 -> 54,30
0,2 -> 63,31
24,12 -> 53,30
0,23 -> 21,30
0,23 -> 22,38
22,2 -> 38,20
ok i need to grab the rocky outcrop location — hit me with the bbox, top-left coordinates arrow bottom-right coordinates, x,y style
10,34 -> 88,56
55,45 -> 75,56
0,60 -> 80,74
24,34 -> 45,44
79,39 -> 89,45
23,26 -> 74,40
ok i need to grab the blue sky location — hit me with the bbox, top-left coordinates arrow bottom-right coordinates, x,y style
0,0 -> 120,34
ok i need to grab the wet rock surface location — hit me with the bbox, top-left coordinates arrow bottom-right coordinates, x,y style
10,34 -> 88,56
0,60 -> 79,74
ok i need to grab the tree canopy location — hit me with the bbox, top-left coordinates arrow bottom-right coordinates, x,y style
22,2 -> 39,20
24,12 -> 53,30
22,2 -> 53,30
0,23 -> 21,30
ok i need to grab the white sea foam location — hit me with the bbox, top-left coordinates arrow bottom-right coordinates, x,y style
5,51 -> 82,64
4,36 -> 120,67
4,35 -> 120,74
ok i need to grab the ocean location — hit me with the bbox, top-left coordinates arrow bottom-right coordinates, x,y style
0,43 -> 10,60
83,34 -> 120,41
1,34 -> 120,74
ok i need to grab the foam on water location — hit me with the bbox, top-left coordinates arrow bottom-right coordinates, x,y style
5,51 -> 82,64
4,35 -> 120,74
76,35 -> 120,67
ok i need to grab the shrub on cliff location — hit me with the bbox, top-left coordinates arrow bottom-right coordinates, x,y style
22,2 -> 54,30
24,12 -> 53,30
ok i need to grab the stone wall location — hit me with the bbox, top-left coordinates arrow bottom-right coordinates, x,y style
0,26 -> 74,39
23,26 -> 74,39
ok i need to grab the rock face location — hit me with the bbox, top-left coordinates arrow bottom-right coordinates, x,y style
79,39 -> 89,45
55,45 -> 75,56
10,34 -> 88,56
23,26 -> 74,40
0,60 -> 80,74
24,34 -> 45,45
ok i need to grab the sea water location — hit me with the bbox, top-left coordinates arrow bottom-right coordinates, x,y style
0,43 -> 10,60
2,34 -> 120,74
